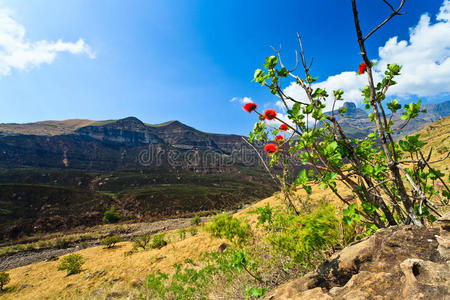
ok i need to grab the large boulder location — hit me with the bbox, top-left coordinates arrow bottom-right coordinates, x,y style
265,221 -> 449,300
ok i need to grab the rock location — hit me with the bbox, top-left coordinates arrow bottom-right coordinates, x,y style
218,243 -> 229,253
400,258 -> 450,299
18,284 -> 33,291
110,277 -> 121,284
130,278 -> 143,287
264,225 -> 449,300
86,273 -> 94,279
45,255 -> 58,262
437,212 -> 450,260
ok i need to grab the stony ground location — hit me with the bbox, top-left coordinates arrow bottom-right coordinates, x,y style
0,216 -> 208,271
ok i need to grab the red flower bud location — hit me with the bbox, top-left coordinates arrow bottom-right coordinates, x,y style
275,135 -> 284,143
243,102 -> 257,113
358,62 -> 367,75
259,115 -> 265,121
264,143 -> 278,155
279,124 -> 288,131
264,109 -> 277,120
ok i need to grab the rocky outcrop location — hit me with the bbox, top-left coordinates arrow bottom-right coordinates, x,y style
326,100 -> 450,139
265,217 -> 450,300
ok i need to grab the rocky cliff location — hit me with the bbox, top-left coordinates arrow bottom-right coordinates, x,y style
265,213 -> 450,300
0,117 -> 260,171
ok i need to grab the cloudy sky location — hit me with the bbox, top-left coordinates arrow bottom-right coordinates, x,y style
0,0 -> 448,135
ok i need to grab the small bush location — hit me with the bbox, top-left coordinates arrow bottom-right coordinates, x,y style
133,234 -> 152,250
25,244 -> 35,251
56,238 -> 69,249
80,234 -> 92,241
143,262 -> 213,299
103,206 -> 121,224
189,226 -> 198,236
178,228 -> 187,240
206,214 -> 252,246
263,202 -> 340,265
37,240 -> 47,248
0,272 -> 10,292
57,254 -> 84,275
190,215 -> 202,226
151,234 -> 167,249
101,234 -> 120,249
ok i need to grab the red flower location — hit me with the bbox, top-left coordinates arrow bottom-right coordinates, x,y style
243,102 -> 257,113
264,109 -> 277,120
279,124 -> 288,131
259,115 -> 265,121
264,143 -> 278,155
274,135 -> 284,143
358,62 -> 367,75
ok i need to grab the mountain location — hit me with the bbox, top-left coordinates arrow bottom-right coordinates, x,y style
0,118 -> 275,240
327,100 -> 450,139
0,117 -> 254,170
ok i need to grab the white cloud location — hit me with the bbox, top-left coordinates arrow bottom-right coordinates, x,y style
283,0 -> 450,111
0,8 -> 95,76
230,96 -> 253,104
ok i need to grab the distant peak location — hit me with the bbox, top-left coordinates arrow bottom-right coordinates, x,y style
342,102 -> 357,109
146,120 -> 187,128
117,116 -> 144,124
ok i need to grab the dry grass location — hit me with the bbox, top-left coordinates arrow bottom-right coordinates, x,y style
2,231 -> 223,299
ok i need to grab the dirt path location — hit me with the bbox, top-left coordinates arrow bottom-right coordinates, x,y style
0,216 -> 208,271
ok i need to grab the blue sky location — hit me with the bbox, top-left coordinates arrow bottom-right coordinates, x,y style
0,0 -> 448,135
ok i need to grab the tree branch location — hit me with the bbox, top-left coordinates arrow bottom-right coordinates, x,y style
363,0 -> 406,41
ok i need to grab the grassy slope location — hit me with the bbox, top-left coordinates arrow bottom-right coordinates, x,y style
1,117 -> 449,299
0,120 -> 96,136
0,195 -> 280,300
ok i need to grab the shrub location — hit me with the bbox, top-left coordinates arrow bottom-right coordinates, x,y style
190,215 -> 202,226
245,1 -> 449,228
57,254 -> 84,275
178,228 -> 187,240
0,272 -> 10,292
189,226 -> 198,236
206,214 -> 252,246
25,244 -> 35,251
103,206 -> 121,224
143,261 -> 214,299
101,234 -> 120,249
56,238 -> 69,249
37,240 -> 47,248
133,234 -> 152,250
260,202 -> 340,265
150,234 -> 167,249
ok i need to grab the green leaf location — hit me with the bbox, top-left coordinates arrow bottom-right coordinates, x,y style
296,169 -> 309,185
338,107 -> 348,114
387,99 -> 401,113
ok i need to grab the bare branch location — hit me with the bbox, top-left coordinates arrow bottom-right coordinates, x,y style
364,0 -> 406,41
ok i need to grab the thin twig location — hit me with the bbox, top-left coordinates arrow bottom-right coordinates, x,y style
242,137 -> 280,186
363,0 -> 406,41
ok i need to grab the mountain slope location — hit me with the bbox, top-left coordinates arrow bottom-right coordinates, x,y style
328,100 -> 450,139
